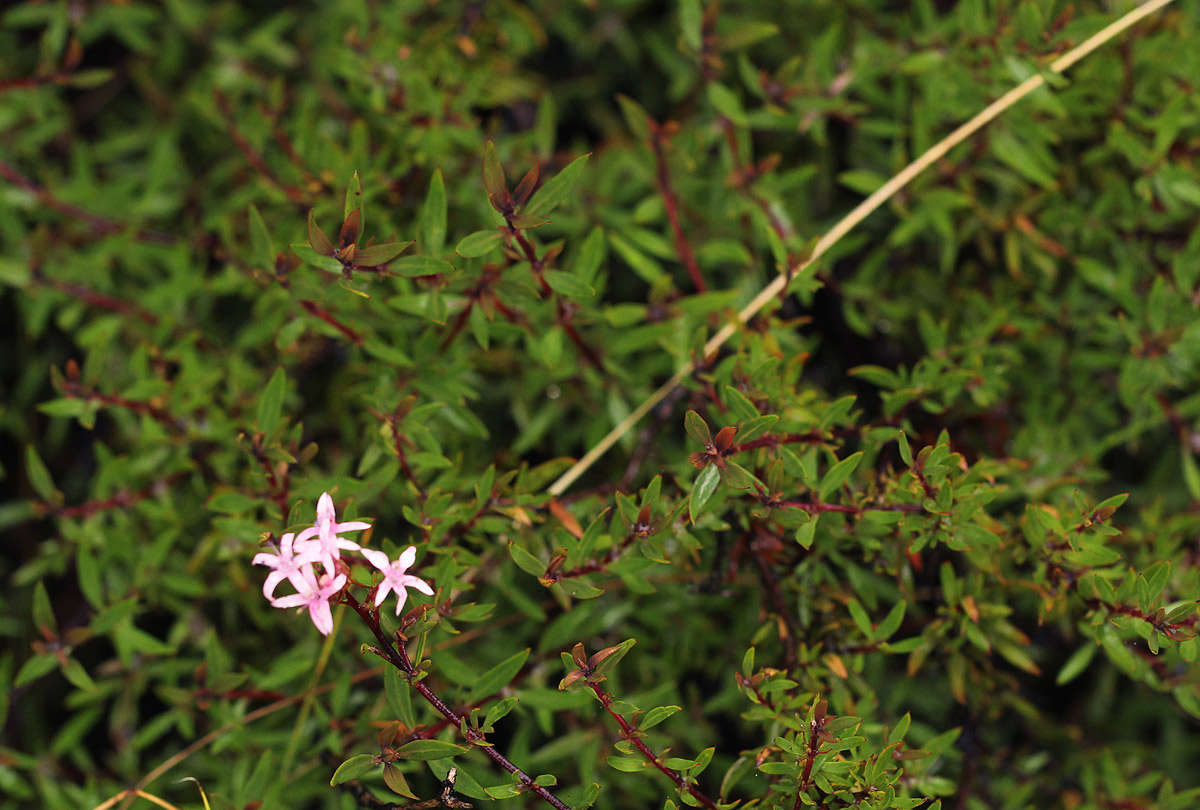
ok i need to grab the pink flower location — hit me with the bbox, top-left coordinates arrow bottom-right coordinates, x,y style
295,492 -> 372,567
361,546 -> 435,615
252,531 -> 322,601
269,566 -> 348,635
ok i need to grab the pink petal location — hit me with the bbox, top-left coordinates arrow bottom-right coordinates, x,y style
336,520 -> 372,533
374,579 -> 393,608
360,547 -> 391,572
316,492 -> 336,526
309,600 -> 334,635
406,575 -> 435,596
397,545 -> 417,570
262,570 -> 286,600
271,593 -> 309,609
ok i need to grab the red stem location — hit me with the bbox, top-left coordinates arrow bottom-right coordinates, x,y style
62,381 -> 185,433
773,499 -> 923,515
213,90 -> 310,205
588,682 -> 719,810
650,126 -> 706,292
37,276 -> 159,325
505,220 -> 605,370
732,431 -> 828,454
299,299 -> 363,344
0,160 -> 175,243
342,594 -> 571,810
39,471 -> 188,519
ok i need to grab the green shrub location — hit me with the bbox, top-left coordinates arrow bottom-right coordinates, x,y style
3,1 -> 1199,809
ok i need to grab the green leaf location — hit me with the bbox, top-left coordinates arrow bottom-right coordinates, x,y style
508,542 -> 544,576
679,0 -> 702,50
467,648 -> 530,703
291,242 -> 343,274
0,257 -> 31,287
483,696 -> 519,729
344,170 -> 363,227
25,446 -> 58,503
795,518 -> 817,549
847,598 -> 873,637
737,414 -> 778,445
723,386 -> 759,421
248,204 -> 275,269
837,169 -> 886,195
330,754 -> 377,786
482,140 -> 507,201
1056,642 -> 1098,685
572,226 -> 606,284
65,69 -> 114,88
1183,451 -> 1200,502
888,712 -> 912,745
15,654 -> 58,687
685,410 -> 712,445
391,256 -> 455,277
206,491 -> 263,514
689,464 -> 721,523
256,366 -> 287,436
707,83 -> 748,126
384,764 -> 417,799
60,657 -> 96,691
558,578 -> 605,599
456,230 -> 504,258
897,430 -> 914,467
525,153 -> 590,217
990,128 -> 1057,190
591,638 -> 636,677
32,581 -> 56,635
608,756 -> 647,772
307,209 -> 334,255
640,705 -> 681,730
877,599 -> 906,640
719,20 -> 779,50
355,241 -> 412,267
616,94 -> 654,143
385,666 -> 415,729
818,451 -> 863,501
394,740 -> 468,761
420,169 -> 447,253
544,269 -> 595,300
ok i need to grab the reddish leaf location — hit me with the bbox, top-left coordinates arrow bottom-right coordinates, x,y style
549,499 -> 583,538
508,212 -> 550,229
482,140 -> 507,203
307,209 -> 334,256
513,163 -> 540,207
339,208 -> 362,248
713,425 -> 738,453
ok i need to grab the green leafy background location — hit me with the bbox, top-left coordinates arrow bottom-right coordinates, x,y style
2,1 -> 1199,809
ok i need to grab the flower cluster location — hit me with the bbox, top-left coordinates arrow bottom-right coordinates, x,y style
253,492 -> 433,634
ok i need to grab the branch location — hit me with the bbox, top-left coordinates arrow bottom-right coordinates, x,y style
588,682 -> 720,810
342,594 -> 571,810
649,122 -> 706,292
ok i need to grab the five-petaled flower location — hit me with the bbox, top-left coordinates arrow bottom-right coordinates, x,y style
252,531 -> 321,602
269,567 -> 348,636
296,491 -> 371,568
253,492 -> 434,635
361,546 -> 435,615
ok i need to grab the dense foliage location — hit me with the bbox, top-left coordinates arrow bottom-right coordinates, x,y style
3,1 -> 1199,809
